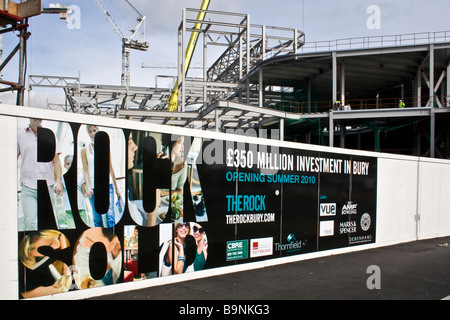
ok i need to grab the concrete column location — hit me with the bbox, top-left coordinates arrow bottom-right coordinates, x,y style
416,69 -> 422,107
332,52 -> 337,104
215,108 -> 219,132
280,118 -> 284,141
429,44 -> 435,107
329,111 -> 334,147
340,125 -> 345,148
447,62 -> 450,106
430,107 -> 435,158
340,62 -> 345,105
429,44 -> 435,158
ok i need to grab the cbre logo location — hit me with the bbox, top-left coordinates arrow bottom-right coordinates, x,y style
320,203 -> 336,217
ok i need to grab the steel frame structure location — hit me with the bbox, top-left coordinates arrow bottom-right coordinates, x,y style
46,9 -> 304,129
25,8 -> 450,158
177,8 -> 305,112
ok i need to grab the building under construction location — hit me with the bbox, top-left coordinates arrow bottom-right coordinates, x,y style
3,2 -> 450,159
2,1 -> 450,302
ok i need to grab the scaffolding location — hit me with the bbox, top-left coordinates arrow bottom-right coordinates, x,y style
0,0 -> 41,105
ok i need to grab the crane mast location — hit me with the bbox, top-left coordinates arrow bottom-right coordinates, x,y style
92,0 -> 149,88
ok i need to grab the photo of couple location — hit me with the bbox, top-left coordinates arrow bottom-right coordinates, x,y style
159,222 -> 208,276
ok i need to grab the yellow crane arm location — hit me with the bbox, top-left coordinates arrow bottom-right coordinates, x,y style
167,0 -> 211,112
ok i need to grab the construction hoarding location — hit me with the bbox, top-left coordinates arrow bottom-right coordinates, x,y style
15,114 -> 376,299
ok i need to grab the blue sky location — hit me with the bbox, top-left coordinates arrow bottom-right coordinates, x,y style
2,0 -> 450,105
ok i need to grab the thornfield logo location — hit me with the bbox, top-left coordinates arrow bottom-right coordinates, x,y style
275,233 -> 302,253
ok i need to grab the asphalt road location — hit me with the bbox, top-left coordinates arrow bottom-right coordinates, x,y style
89,236 -> 450,301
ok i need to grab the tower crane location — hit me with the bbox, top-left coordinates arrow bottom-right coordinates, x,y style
93,0 -> 149,88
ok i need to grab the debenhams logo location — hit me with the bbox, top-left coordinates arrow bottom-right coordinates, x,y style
275,234 -> 302,253
342,202 -> 358,215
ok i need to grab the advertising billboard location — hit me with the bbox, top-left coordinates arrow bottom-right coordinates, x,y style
16,117 -> 376,299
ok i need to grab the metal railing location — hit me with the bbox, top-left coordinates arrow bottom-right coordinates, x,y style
262,95 -> 450,114
300,31 -> 450,53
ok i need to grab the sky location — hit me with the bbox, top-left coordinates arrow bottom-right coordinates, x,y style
2,0 -> 450,106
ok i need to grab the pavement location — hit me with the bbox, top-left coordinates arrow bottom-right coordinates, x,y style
87,236 -> 450,302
